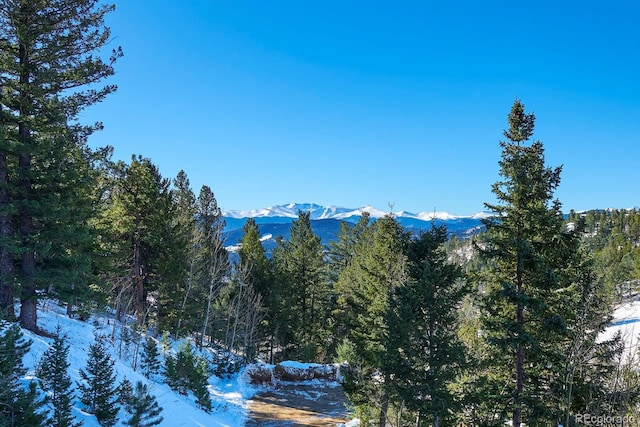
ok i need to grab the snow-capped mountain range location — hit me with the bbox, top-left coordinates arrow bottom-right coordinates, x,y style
223,203 -> 489,252
224,202 -> 491,222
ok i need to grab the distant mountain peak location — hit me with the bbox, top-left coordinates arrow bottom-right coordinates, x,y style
223,203 -> 488,221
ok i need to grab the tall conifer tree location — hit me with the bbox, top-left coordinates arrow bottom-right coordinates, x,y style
238,218 -> 271,308
193,185 -> 228,347
477,99 -> 569,426
164,170 -> 197,336
104,156 -> 174,327
273,211 -> 328,361
0,0 -> 121,329
335,214 -> 407,426
389,225 -> 466,427
238,217 -> 272,357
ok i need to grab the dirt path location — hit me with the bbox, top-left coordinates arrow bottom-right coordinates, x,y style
246,382 -> 351,426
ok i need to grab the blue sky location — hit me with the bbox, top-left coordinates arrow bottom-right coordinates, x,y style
84,1 -> 640,214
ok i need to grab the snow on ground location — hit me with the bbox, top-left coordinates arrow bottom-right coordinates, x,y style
19,300 -> 256,427
17,296 -> 640,427
599,297 -> 640,361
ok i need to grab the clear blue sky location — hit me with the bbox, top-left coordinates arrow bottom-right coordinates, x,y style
83,0 -> 640,215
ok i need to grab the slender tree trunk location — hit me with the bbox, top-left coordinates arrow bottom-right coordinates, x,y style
0,148 -> 15,320
379,378 -> 389,427
201,276 -> 215,349
16,24 -> 37,331
18,130 -> 37,330
175,254 -> 196,338
229,284 -> 243,354
415,410 -> 421,427
513,199 -> 524,427
66,283 -> 74,317
134,216 -> 144,327
514,306 -> 524,427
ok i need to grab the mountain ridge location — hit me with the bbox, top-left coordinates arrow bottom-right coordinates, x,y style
223,202 -> 491,222
222,203 -> 489,252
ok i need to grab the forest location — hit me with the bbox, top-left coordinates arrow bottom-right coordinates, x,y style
1,1 -> 640,427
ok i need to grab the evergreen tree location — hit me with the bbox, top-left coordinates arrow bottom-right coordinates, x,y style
191,357 -> 212,412
0,0 -> 121,329
165,341 -> 197,395
476,99 -> 571,426
117,378 -> 134,406
164,341 -> 211,410
327,212 -> 372,283
78,339 -> 119,427
389,225 -> 466,427
140,337 -> 161,378
10,382 -> 46,427
273,211 -> 329,361
37,330 -> 82,427
44,146 -> 111,318
192,186 -> 228,347
103,155 -> 175,327
122,382 -> 163,427
327,213 -> 372,354
557,241 -> 622,425
238,218 -> 272,302
164,170 -> 197,337
0,324 -> 45,427
335,214 -> 408,426
237,218 -> 271,359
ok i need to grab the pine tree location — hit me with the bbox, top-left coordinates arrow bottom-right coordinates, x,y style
238,219 -> 271,331
122,382 -> 163,427
140,337 -> 161,378
327,213 -> 372,355
117,378 -> 134,406
11,382 -> 46,427
165,341 -> 197,395
164,341 -> 212,410
191,357 -> 212,412
78,339 -> 119,427
37,330 -> 82,427
193,185 -> 228,348
335,214 -> 408,426
389,225 -> 466,427
238,218 -> 272,302
272,211 -> 328,361
103,156 -> 175,327
0,324 -> 45,427
327,212 -> 372,283
162,170 -> 197,336
476,99 -> 570,426
557,241 -> 622,425
0,0 -> 121,329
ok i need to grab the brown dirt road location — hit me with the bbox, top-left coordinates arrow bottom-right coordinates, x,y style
246,382 -> 352,426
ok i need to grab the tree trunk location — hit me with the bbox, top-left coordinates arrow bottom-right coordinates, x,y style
513,203 -> 524,427
379,384 -> 389,427
19,151 -> 37,331
134,216 -> 144,327
201,276 -> 215,349
175,254 -> 196,338
0,148 -> 15,320
16,22 -> 37,332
